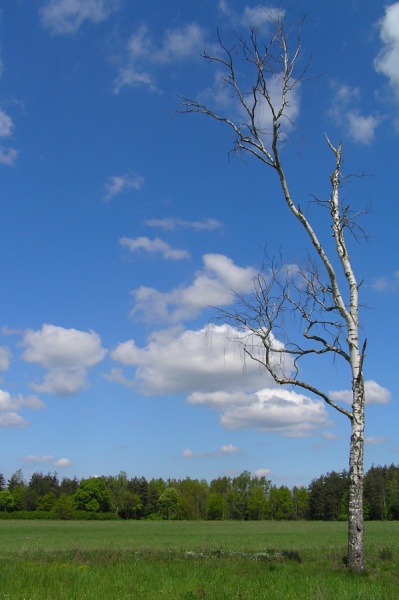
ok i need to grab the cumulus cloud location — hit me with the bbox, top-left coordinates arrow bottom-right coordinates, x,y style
23,455 -> 72,467
329,380 -> 391,406
0,389 -> 45,412
204,70 -> 300,137
109,324 -> 276,395
346,112 -> 381,145
131,253 -> 256,323
104,367 -> 135,388
22,324 -> 106,368
242,5 -> 285,28
329,83 -> 380,144
371,270 -> 399,291
0,346 -> 12,371
0,412 -> 28,428
103,173 -> 145,202
189,388 -> 331,438
109,319 -> 327,438
374,2 -> 399,100
0,146 -> 18,166
22,324 -> 106,396
218,1 -> 284,29
120,236 -> 190,260
23,455 -> 54,463
0,108 -> 18,166
31,368 -> 89,396
40,0 -> 119,35
0,109 -> 14,137
145,217 -> 222,232
109,319 -> 326,437
114,23 -> 206,92
322,431 -> 343,441
365,437 -> 390,445
198,8 -> 300,137
181,443 -> 240,458
254,468 -> 272,478
53,457 -> 72,467
0,389 -> 43,428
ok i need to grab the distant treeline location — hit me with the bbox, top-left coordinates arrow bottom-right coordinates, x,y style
0,464 -> 398,521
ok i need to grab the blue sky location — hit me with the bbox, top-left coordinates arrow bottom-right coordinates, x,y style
0,0 -> 398,487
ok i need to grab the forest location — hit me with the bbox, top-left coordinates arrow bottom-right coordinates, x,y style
0,465 -> 398,521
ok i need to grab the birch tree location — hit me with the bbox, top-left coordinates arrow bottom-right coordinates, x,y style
181,16 -> 367,571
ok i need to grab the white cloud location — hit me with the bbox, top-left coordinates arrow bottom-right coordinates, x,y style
218,2 -> 284,29
53,457 -> 72,467
131,253 -> 257,323
205,70 -> 300,137
347,112 -> 381,145
1,326 -> 23,336
0,146 -> 18,166
242,5 -> 285,28
322,431 -> 342,441
188,390 -> 253,409
22,324 -> 106,369
181,448 -> 198,458
0,347 -> 11,371
120,236 -> 190,260
374,2 -> 399,100
114,26 -> 156,91
0,389 -> 43,429
159,24 -> 207,63
365,437 -> 390,445
364,380 -> 391,405
0,390 -> 44,411
259,75 -> 300,131
0,412 -> 28,428
30,367 -> 89,396
114,23 -> 206,92
371,270 -> 399,291
40,0 -> 119,35
108,243 -> 327,438
189,387 -> 331,438
145,217 -> 222,232
103,174 -> 144,202
0,109 -> 14,137
217,443 -> 240,455
23,455 -> 54,463
104,367 -> 135,387
110,324 -> 273,395
23,455 -> 72,467
109,318 -> 325,438
218,0 -> 230,16
329,83 -> 380,145
0,109 -> 17,165
181,443 -> 240,458
329,380 -> 391,406
22,324 -> 106,396
254,468 -> 272,478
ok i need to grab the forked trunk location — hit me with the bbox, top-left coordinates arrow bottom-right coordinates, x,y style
347,377 -> 365,571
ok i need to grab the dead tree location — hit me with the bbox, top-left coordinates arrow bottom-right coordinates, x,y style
181,16 -> 366,571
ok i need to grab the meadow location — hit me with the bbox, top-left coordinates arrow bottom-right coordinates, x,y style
0,520 -> 398,599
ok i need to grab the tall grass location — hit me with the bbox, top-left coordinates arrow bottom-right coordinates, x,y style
0,520 -> 398,599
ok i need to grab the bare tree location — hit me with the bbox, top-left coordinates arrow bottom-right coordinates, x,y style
181,16 -> 367,571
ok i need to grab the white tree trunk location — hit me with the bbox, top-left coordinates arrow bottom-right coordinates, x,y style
348,377 -> 365,570
182,20 -> 367,571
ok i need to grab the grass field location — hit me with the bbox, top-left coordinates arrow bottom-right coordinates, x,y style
0,520 -> 398,599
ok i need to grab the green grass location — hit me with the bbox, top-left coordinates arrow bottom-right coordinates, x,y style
0,520 -> 398,599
